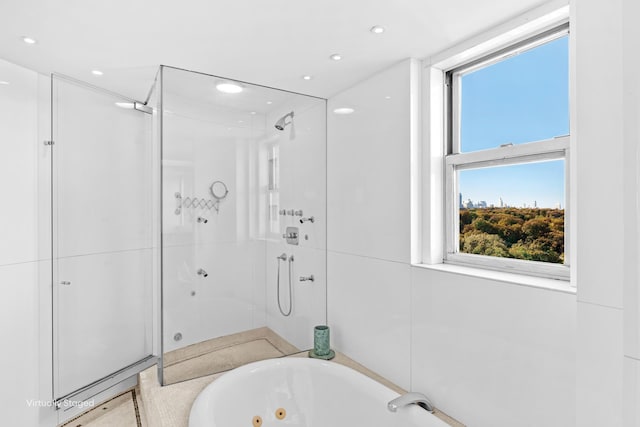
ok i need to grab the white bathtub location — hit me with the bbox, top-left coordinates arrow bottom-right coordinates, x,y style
189,358 -> 448,427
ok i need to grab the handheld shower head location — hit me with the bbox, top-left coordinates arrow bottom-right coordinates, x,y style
274,111 -> 294,131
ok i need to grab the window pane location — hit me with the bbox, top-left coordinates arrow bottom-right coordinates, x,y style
460,35 -> 569,152
458,160 -> 565,263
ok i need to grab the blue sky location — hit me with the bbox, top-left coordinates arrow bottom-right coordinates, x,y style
458,35 -> 568,208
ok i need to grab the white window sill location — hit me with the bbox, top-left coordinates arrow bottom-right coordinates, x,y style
412,262 -> 576,295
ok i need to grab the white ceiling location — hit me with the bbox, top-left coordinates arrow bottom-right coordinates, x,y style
0,0 -> 546,101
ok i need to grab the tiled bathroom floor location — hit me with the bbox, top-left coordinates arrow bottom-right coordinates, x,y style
60,388 -> 146,427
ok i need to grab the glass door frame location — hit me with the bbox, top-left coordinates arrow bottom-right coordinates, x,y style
51,73 -> 158,409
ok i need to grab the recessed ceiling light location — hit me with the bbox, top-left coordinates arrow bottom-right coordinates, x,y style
385,95 -> 392,100
216,82 -> 243,94
266,101 -> 273,105
302,75 -> 313,80
22,36 -> 37,44
115,102 -> 135,109
92,70 -> 103,76
250,111 -> 257,115
333,107 -> 355,115
329,54 -> 342,61
370,26 -> 385,34
0,81 -> 9,85
238,120 -> 244,124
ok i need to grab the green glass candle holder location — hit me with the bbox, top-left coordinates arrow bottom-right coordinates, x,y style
309,325 -> 335,360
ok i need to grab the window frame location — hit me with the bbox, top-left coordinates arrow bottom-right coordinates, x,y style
443,24 -> 570,281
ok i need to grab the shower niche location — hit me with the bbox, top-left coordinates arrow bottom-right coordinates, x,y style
158,66 -> 327,385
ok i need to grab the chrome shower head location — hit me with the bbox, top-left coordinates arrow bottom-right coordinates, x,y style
274,111 -> 294,131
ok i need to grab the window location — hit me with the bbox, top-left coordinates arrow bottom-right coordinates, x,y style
444,24 -> 570,280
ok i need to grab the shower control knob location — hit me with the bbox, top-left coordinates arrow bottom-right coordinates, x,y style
299,216 -> 315,224
299,275 -> 315,282
60,281 -> 71,286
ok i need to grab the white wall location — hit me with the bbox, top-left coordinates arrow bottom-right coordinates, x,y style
264,100 -> 327,350
622,0 -> 640,425
0,60 -> 55,426
573,0 -> 640,425
327,58 -> 577,426
160,105 -> 267,352
328,1 -> 640,425
328,60 -> 416,390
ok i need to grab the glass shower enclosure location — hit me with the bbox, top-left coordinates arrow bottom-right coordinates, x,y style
51,74 -> 157,412
158,66 -> 327,385
50,65 -> 326,403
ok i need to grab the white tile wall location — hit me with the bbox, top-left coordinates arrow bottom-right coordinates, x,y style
411,266 -> 576,427
327,251 -> 411,390
327,60 -> 413,263
36,74 -> 52,262
55,250 -> 153,397
573,0 -> 636,424
0,59 -> 56,426
263,97 -> 328,349
162,244 -> 198,351
37,258 -> 57,427
54,79 -> 153,258
626,271 -> 640,360
623,356 -> 640,427
576,301 -> 624,427
623,0 -> 640,361
0,262 -> 40,426
574,0 -> 624,309
196,241 -> 263,338
327,56 -> 579,425
0,59 -> 38,266
286,102 -> 327,251
266,242 -> 327,350
161,103 -> 265,352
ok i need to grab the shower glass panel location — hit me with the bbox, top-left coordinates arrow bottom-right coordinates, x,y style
160,66 -> 326,385
52,75 -> 155,402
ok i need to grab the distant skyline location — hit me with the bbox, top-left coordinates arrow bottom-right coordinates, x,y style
459,35 -> 568,209
459,159 -> 565,209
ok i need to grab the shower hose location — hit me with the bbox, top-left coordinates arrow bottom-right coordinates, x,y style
277,256 -> 293,317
